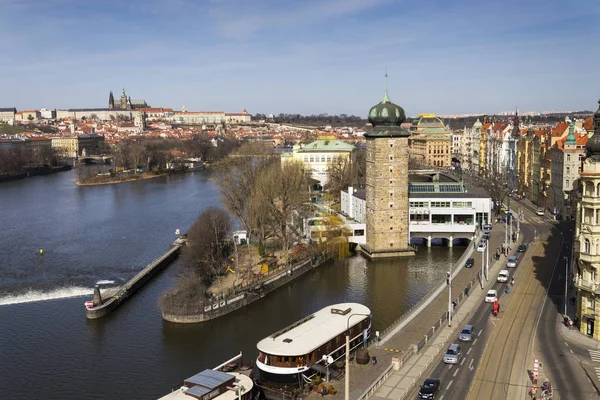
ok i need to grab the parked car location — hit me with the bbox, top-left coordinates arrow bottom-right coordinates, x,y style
497,270 -> 509,283
507,255 -> 518,268
536,208 -> 545,216
418,378 -> 440,399
443,343 -> 462,364
485,289 -> 498,303
458,325 -> 474,342
517,244 -> 526,252
465,258 -> 475,268
483,223 -> 493,231
483,233 -> 491,240
477,241 -> 487,252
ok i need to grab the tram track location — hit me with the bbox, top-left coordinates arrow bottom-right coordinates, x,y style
467,235 -> 548,399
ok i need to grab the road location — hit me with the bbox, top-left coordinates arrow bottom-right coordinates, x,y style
406,201 -> 599,400
405,213 -> 535,399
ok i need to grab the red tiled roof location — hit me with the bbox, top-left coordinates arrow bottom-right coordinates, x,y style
584,117 -> 593,130
552,122 -> 569,137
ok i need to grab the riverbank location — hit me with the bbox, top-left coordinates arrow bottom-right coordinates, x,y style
161,251 -> 331,324
0,165 -> 72,183
76,171 -> 166,186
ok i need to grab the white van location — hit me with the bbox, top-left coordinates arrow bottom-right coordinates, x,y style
497,270 -> 509,283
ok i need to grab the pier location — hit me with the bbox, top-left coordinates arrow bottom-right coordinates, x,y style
86,237 -> 185,319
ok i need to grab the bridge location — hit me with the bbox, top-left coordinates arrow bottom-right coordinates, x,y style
79,155 -> 113,164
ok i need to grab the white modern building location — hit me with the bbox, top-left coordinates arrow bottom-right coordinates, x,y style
340,172 -> 491,247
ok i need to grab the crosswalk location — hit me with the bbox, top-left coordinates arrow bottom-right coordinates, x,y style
589,349 -> 600,363
588,350 -> 600,381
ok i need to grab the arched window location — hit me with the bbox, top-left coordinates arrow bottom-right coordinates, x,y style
567,154 -> 571,162
585,239 -> 591,254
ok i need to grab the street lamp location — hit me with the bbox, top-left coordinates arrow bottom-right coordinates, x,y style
447,269 -> 452,327
564,256 -> 569,316
345,313 -> 371,400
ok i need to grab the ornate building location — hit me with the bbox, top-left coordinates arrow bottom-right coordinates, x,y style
408,114 -> 452,168
361,90 -> 415,258
108,88 -> 149,110
574,99 -> 600,340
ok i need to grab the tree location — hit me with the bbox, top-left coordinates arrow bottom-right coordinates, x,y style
326,147 -> 366,200
216,154 -> 274,248
184,207 -> 233,284
27,115 -> 34,122
256,161 -> 308,251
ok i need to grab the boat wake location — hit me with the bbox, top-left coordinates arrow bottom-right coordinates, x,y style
0,287 -> 93,306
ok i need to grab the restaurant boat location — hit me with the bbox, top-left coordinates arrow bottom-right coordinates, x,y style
255,302 -> 371,386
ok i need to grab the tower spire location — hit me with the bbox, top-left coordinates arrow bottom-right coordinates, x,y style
382,69 -> 391,104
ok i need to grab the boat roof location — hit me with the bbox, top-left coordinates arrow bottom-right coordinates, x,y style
257,303 -> 371,356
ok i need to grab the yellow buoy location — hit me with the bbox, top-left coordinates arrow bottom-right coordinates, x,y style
39,249 -> 44,255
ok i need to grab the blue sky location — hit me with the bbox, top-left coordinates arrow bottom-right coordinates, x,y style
1,0 -> 599,116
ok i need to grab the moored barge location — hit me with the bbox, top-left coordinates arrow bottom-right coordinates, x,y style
255,302 -> 371,387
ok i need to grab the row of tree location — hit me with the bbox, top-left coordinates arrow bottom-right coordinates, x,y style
0,146 -> 63,176
252,113 -> 366,127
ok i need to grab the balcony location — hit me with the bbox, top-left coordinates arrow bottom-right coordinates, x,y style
579,253 -> 600,264
574,277 -> 600,295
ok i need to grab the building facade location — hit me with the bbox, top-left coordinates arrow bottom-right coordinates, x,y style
51,134 -> 104,158
281,137 -> 355,186
574,99 -> 600,340
341,173 -> 491,248
361,91 -> 414,258
0,107 -> 16,122
408,114 -> 452,168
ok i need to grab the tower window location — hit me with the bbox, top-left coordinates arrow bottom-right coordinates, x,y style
390,144 -> 393,148
390,216 -> 393,219
389,167 -> 393,173
390,243 -> 394,247
390,227 -> 393,230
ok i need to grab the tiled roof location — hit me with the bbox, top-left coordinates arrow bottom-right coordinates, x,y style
552,122 -> 569,137
584,117 -> 593,130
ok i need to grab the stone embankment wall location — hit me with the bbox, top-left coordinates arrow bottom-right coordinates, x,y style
162,255 -> 329,323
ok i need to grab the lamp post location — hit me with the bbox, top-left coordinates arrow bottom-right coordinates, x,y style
564,256 -> 569,316
345,313 -> 370,400
447,269 -> 452,327
481,243 -> 485,289
485,239 -> 489,280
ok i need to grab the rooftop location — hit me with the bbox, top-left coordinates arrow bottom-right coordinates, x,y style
257,302 -> 370,356
295,139 -> 355,153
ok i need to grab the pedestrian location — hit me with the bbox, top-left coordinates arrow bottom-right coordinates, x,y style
452,300 -> 457,311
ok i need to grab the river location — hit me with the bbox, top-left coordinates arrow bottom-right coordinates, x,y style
0,168 -> 463,399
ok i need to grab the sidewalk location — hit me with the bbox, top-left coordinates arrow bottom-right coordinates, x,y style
559,285 -> 600,350
369,237 -> 521,399
306,228 -> 505,400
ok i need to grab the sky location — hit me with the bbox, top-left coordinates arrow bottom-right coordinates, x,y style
1,0 -> 599,116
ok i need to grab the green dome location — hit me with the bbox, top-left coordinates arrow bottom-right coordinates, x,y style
368,91 -> 406,127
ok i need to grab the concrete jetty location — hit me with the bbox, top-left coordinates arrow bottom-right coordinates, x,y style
86,237 -> 185,319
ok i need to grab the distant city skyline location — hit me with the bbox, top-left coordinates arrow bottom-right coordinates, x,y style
1,0 -> 599,116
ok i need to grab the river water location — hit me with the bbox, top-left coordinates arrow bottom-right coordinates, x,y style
0,168 -> 463,399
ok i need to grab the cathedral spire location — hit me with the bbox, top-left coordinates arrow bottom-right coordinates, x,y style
512,109 -> 520,138
108,91 -> 115,109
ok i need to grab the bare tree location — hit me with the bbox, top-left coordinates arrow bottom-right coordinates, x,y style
257,161 -> 308,252
184,207 -> 233,286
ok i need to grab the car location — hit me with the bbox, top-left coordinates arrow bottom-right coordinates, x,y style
477,241 -> 487,252
485,289 -> 498,303
483,223 -> 493,231
483,233 -> 491,240
443,343 -> 462,364
507,255 -> 518,268
497,270 -> 509,283
418,378 -> 440,399
536,208 -> 545,216
458,325 -> 474,342
517,244 -> 526,252
465,258 -> 475,268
